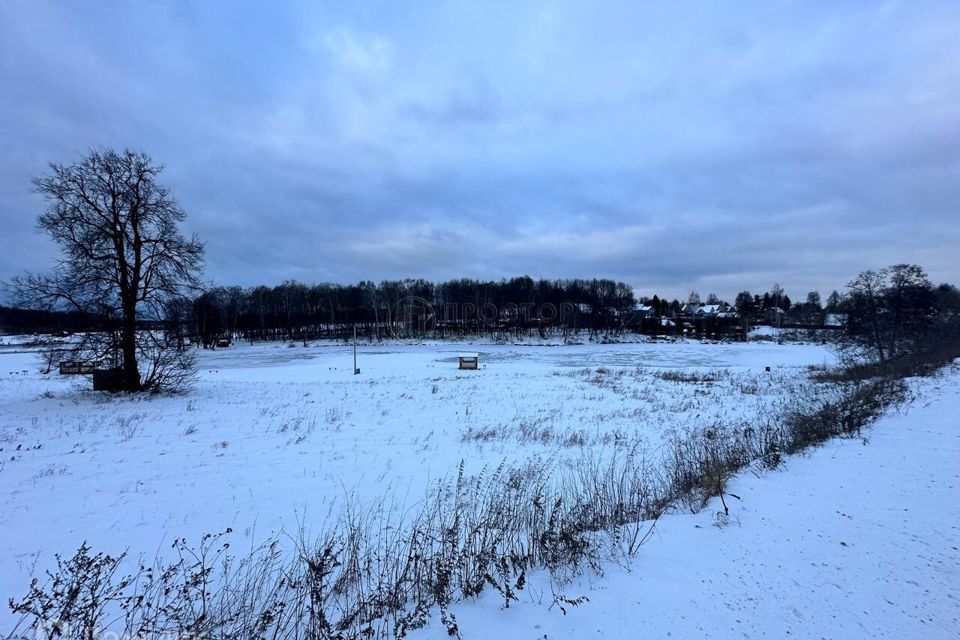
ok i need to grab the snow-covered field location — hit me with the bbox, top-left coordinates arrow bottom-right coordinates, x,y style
4,339 -> 956,638
412,365 -> 960,639
0,339 -> 830,625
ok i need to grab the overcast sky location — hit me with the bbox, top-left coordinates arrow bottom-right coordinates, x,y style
1,1 -> 958,301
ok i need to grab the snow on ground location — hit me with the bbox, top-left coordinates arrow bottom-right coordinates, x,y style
1,338 -> 836,629
413,365 -> 960,639
748,325 -> 782,339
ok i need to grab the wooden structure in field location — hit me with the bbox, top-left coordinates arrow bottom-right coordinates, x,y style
458,353 -> 479,370
57,360 -> 127,391
92,368 -> 125,391
59,361 -> 101,375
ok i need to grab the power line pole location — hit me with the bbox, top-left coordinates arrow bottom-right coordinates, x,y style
353,324 -> 360,375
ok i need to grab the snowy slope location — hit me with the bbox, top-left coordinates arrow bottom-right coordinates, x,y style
413,366 -> 960,639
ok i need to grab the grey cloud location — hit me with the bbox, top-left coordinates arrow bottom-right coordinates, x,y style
1,0 -> 959,303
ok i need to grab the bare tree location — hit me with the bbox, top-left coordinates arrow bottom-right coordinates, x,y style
12,149 -> 204,392
843,265 -> 936,364
825,289 -> 843,312
844,269 -> 887,362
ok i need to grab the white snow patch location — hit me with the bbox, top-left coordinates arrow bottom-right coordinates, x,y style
413,367 -> 960,639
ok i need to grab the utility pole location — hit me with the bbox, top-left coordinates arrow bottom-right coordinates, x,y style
353,324 -> 360,375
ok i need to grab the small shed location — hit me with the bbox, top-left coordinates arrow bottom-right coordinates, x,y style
458,352 -> 479,370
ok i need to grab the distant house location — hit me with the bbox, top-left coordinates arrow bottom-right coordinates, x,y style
635,304 -> 655,317
692,303 -> 737,318
824,313 -> 848,327
766,307 -> 785,324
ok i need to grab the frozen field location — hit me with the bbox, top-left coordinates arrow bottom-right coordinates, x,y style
0,339 -> 833,626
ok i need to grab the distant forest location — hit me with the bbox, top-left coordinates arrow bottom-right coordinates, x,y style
7,273 -> 957,346
184,277 -> 842,344
0,306 -> 103,336
0,277 -> 850,343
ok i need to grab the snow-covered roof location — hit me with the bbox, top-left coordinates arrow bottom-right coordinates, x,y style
824,313 -> 847,326
458,352 -> 479,358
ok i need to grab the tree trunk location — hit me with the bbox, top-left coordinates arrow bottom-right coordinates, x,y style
121,303 -> 141,391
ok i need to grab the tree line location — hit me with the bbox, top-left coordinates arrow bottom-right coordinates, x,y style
189,277 -> 638,344
841,265 -> 960,368
186,278 -> 884,346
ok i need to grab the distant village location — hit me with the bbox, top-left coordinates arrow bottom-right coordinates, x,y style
623,292 -> 847,338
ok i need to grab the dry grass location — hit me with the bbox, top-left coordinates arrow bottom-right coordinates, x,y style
4,365 -> 911,640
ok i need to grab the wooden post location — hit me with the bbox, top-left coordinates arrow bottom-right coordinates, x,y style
353,325 -> 359,375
